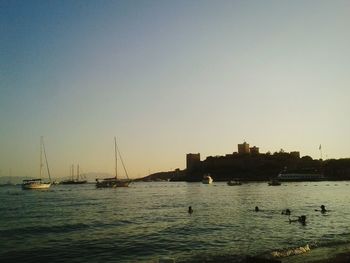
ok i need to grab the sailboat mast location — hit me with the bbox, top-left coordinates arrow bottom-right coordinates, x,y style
42,137 -> 52,182
77,164 -> 80,180
114,136 -> 118,179
115,141 -> 130,180
40,136 -> 43,179
72,164 -> 74,180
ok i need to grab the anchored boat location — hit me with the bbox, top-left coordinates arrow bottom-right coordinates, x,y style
202,174 -> 213,184
277,170 -> 326,182
61,164 -> 87,184
96,137 -> 131,188
22,137 -> 51,190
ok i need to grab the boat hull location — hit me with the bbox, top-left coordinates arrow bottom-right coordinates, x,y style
96,178 -> 130,188
22,183 -> 51,190
268,182 -> 281,186
277,173 -> 326,182
202,176 -> 213,184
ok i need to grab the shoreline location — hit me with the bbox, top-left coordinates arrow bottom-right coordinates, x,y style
279,243 -> 350,263
181,243 -> 350,263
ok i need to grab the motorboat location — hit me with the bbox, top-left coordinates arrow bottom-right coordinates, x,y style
202,174 -> 213,184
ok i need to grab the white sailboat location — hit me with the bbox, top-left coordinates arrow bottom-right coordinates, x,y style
96,137 -> 131,188
22,137 -> 52,190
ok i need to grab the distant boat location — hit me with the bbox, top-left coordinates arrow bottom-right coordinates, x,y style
268,178 -> 281,186
96,137 -> 131,188
202,174 -> 213,184
61,164 -> 87,184
277,169 -> 326,182
22,137 -> 51,190
227,180 -> 242,186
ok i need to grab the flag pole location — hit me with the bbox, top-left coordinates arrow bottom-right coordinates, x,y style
319,144 -> 323,160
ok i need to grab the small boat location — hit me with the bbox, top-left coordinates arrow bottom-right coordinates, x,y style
268,178 -> 281,186
227,180 -> 242,186
96,137 -> 131,188
61,164 -> 87,184
202,174 -> 213,184
22,137 -> 51,190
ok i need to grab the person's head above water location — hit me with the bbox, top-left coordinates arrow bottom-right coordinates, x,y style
289,215 -> 306,225
255,206 -> 259,212
188,206 -> 193,214
282,209 -> 291,215
320,205 -> 327,213
299,215 -> 306,223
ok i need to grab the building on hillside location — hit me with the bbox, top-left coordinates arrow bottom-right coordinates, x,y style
186,153 -> 201,172
238,142 -> 250,154
250,146 -> 260,154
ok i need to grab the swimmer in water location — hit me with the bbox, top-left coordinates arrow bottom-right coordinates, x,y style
315,205 -> 328,213
188,206 -> 193,214
282,209 -> 291,215
255,206 -> 259,212
289,215 -> 306,225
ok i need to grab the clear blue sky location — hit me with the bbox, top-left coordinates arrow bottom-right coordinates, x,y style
1,0 -> 349,179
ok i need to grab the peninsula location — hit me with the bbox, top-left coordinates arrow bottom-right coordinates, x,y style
140,142 -> 350,182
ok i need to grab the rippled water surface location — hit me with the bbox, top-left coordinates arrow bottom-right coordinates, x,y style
1,181 -> 350,262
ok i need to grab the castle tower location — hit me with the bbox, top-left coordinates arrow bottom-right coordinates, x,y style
186,153 -> 200,172
238,142 -> 250,154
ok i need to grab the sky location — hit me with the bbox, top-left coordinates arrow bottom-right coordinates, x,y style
1,0 -> 349,179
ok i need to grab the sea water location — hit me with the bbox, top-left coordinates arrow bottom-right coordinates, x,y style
1,181 -> 350,262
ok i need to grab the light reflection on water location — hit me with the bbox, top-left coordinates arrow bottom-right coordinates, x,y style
1,181 -> 350,262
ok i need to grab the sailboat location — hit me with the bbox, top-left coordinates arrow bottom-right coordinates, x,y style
22,137 -> 52,190
61,164 -> 87,184
96,137 -> 131,188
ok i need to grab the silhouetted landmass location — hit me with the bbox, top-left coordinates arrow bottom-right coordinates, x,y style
136,169 -> 186,182
183,152 -> 321,182
142,153 -> 350,182
323,158 -> 350,180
